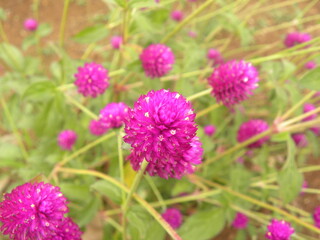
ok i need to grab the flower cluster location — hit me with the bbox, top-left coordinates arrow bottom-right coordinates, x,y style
265,219 -> 294,240
57,130 -> 77,151
124,89 -> 203,179
161,208 -> 183,229
208,60 -> 259,107
0,182 -> 81,240
284,32 -> 311,48
237,119 -> 269,148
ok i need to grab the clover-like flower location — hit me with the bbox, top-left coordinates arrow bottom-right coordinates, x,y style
161,208 -> 183,229
237,119 -> 269,148
57,130 -> 77,151
284,32 -> 311,48
265,219 -> 294,240
232,212 -> 248,229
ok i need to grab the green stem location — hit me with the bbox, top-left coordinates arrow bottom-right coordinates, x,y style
187,88 -> 211,101
161,0 -> 215,43
1,98 -> 29,162
282,117 -> 320,133
65,94 -> 98,120
279,105 -> 320,128
145,176 -> 166,211
160,68 -> 212,82
109,69 -> 126,77
0,21 -> 8,42
117,130 -> 125,204
196,104 -> 220,119
59,0 -> 71,47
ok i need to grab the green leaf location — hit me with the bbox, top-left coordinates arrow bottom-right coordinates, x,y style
178,208 -> 225,240
0,43 -> 24,71
74,195 -> 101,227
271,132 -> 289,142
277,138 -> 303,203
91,180 -> 122,204
127,206 -> 152,238
299,67 -> 320,90
60,183 -> 91,202
22,81 -> 56,100
144,220 -> 166,240
73,25 -> 108,44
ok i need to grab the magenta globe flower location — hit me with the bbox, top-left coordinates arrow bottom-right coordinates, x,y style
208,60 -> 259,107
124,89 -> 202,179
74,62 -> 110,98
58,130 -> 77,151
204,125 -> 216,136
207,48 -> 224,66
140,44 -> 175,78
232,212 -> 248,229
99,102 -> 129,129
237,119 -> 269,148
53,217 -> 82,240
171,10 -> 184,22
305,61 -> 317,70
24,18 -> 38,31
292,133 -> 308,147
313,206 -> 320,228
89,119 -> 108,136
161,208 -> 183,229
266,219 -> 295,240
0,182 -> 68,240
284,32 -> 311,48
111,36 -> 123,49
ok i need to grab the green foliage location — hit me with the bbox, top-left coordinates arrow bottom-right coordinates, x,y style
73,25 -> 109,43
299,67 -> 320,91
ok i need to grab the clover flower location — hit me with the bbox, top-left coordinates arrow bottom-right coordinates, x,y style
266,219 -> 294,240
99,102 -> 129,129
111,36 -> 123,49
171,10 -> 184,22
161,208 -> 183,229
57,130 -> 77,151
24,18 -> 38,31
284,32 -> 311,48
305,61 -> 316,70
292,133 -> 308,147
232,212 -> 248,229
204,125 -> 216,136
208,60 -> 259,107
207,48 -> 224,66
89,119 -> 108,136
53,217 -> 82,240
237,119 -> 269,148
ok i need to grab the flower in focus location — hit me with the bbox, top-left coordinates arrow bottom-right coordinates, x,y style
111,35 -> 123,49
74,62 -> 110,98
0,182 -> 68,240
265,219 -> 295,240
89,119 -> 108,136
208,60 -> 259,107
161,208 -> 183,229
204,125 -> 216,136
140,44 -> 175,78
53,217 -> 82,240
124,89 -> 202,179
237,119 -> 269,148
292,133 -> 308,147
284,32 -> 311,48
171,10 -> 184,22
58,130 -> 77,151
313,206 -> 320,228
232,212 -> 249,229
207,48 -> 224,66
305,61 -> 317,70
24,18 -> 38,31
99,102 -> 129,129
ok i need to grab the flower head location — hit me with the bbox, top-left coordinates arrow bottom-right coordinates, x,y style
111,36 -> 123,49
89,119 -> 108,136
0,182 -> 68,240
204,125 -> 216,136
99,102 -> 129,129
305,61 -> 317,70
124,89 -> 202,179
207,48 -> 224,66
208,60 -> 259,107
24,18 -> 38,31
313,206 -> 320,228
284,32 -> 311,48
292,133 -> 308,147
74,62 -> 109,98
266,219 -> 295,240
303,103 -> 317,121
171,10 -> 184,22
237,119 -> 269,148
52,217 -> 82,240
140,44 -> 175,78
58,130 -> 77,151
232,212 -> 248,229
161,208 -> 183,229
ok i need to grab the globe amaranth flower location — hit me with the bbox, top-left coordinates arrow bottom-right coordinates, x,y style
292,133 -> 308,147
313,206 -> 320,228
204,125 -> 216,137
51,217 -> 82,240
171,10 -> 184,22
140,44 -> 175,78
57,130 -> 77,151
74,62 -> 109,98
305,61 -> 317,70
0,182 -> 68,240
237,119 -> 269,148
232,212 -> 248,229
266,219 -> 294,240
208,60 -> 259,107
284,32 -> 311,48
124,89 -> 203,179
207,48 -> 224,66
111,36 -> 123,49
89,119 -> 108,136
24,18 -> 38,31
303,103 -> 317,121
161,208 -> 183,229
99,102 -> 129,129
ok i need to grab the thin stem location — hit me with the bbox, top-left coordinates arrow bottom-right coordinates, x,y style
1,98 -> 29,162
196,104 -> 220,119
161,0 -> 215,43
59,0 -> 71,47
81,43 -> 96,60
279,106 -> 320,129
0,21 -> 8,42
65,94 -> 98,120
117,130 -> 125,203
282,117 -> 320,133
109,69 -> 126,77
160,68 -> 212,82
145,176 -> 166,211
106,217 -> 123,232
187,88 -> 211,101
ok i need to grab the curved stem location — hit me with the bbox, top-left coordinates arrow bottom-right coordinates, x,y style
65,94 -> 98,120
145,176 -> 166,211
196,104 -> 220,119
187,88 -> 211,101
59,0 -> 71,47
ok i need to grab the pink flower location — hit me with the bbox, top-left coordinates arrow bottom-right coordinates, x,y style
188,31 -> 197,38
266,219 -> 295,240
313,206 -> 320,228
303,103 -> 317,121
305,61 -> 317,70
140,44 -> 175,78
111,36 -> 123,49
161,208 -> 183,229
208,60 -> 259,107
89,119 -> 108,136
24,18 -> 38,31
0,182 -> 68,240
124,89 -> 202,179
53,217 -> 82,240
204,125 -> 216,136
58,130 -> 77,151
207,48 -> 224,66
99,102 -> 129,129
74,62 -> 110,98
284,32 -> 311,48
232,212 -> 248,229
237,119 -> 269,148
292,133 -> 308,147
171,10 -> 184,22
